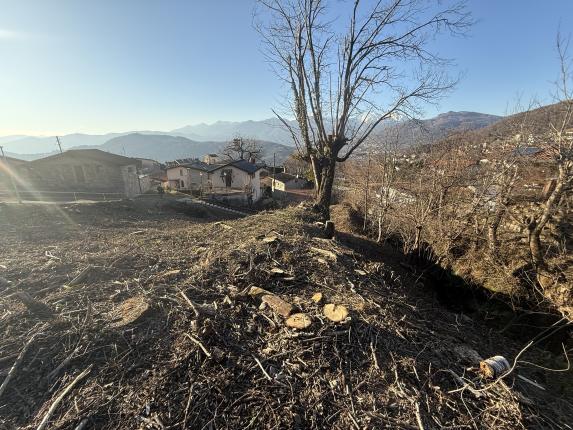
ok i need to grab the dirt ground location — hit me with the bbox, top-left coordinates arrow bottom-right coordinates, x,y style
0,197 -> 572,429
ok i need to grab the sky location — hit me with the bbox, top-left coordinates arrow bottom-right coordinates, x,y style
0,0 -> 572,136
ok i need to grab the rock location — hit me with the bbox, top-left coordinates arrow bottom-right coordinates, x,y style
311,292 -> 323,303
286,313 -> 312,329
323,303 -> 349,322
261,294 -> 293,317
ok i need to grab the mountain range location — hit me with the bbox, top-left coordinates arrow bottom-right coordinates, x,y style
1,111 -> 502,163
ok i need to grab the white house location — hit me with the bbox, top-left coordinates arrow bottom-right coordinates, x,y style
165,158 -> 264,202
271,172 -> 306,191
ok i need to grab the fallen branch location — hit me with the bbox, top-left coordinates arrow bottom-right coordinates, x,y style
178,289 -> 201,318
0,333 -> 39,398
36,365 -> 93,430
184,333 -> 211,357
48,347 -> 80,382
252,355 -> 272,381
68,266 -> 92,287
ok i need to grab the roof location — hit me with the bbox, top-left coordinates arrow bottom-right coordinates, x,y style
30,149 -> 139,166
273,172 -> 299,183
166,159 -> 213,172
165,158 -> 265,174
226,159 -> 265,174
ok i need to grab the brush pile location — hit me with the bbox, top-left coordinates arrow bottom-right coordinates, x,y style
0,200 -> 571,429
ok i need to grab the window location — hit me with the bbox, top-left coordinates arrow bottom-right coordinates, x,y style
180,169 -> 184,176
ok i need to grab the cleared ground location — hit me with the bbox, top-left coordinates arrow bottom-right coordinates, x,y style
0,198 -> 571,429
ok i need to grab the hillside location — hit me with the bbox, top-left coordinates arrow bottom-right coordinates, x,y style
369,111 -> 502,149
0,200 -> 571,429
426,102 -> 572,154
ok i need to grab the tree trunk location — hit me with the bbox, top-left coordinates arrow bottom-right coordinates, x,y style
527,164 -> 568,269
488,204 -> 506,255
314,156 -> 336,218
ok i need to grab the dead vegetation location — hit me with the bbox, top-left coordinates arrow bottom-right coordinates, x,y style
0,199 -> 572,429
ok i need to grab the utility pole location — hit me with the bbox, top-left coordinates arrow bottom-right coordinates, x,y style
0,146 -> 22,203
363,152 -> 371,231
272,153 -> 276,192
56,136 -> 63,153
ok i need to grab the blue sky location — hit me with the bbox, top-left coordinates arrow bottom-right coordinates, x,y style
0,0 -> 571,136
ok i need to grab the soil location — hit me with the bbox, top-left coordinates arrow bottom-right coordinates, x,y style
0,197 -> 572,429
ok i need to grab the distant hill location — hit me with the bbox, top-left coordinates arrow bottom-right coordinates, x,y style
100,133 -> 294,165
366,111 -> 502,149
173,112 -> 501,149
426,102 -> 572,155
172,118 -> 296,146
0,111 -> 501,161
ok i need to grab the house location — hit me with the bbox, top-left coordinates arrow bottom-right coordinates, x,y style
271,172 -> 307,191
165,159 -> 211,191
165,158 -> 264,203
18,149 -> 142,198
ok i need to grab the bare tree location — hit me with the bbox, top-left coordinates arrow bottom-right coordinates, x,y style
284,152 -> 312,178
256,0 -> 471,215
221,136 -> 264,162
526,33 -> 573,269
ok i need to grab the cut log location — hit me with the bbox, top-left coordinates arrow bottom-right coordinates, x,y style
286,313 -> 312,329
323,303 -> 349,322
479,355 -> 511,378
261,294 -> 293,318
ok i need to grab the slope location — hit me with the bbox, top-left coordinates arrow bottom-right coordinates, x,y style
0,201 -> 571,429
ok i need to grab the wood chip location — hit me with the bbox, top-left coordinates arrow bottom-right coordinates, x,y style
248,286 -> 271,296
323,303 -> 349,322
310,247 -> 338,261
261,294 -> 293,318
109,296 -> 150,328
286,313 -> 312,329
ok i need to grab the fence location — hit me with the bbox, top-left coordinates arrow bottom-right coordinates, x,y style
0,190 -> 126,203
